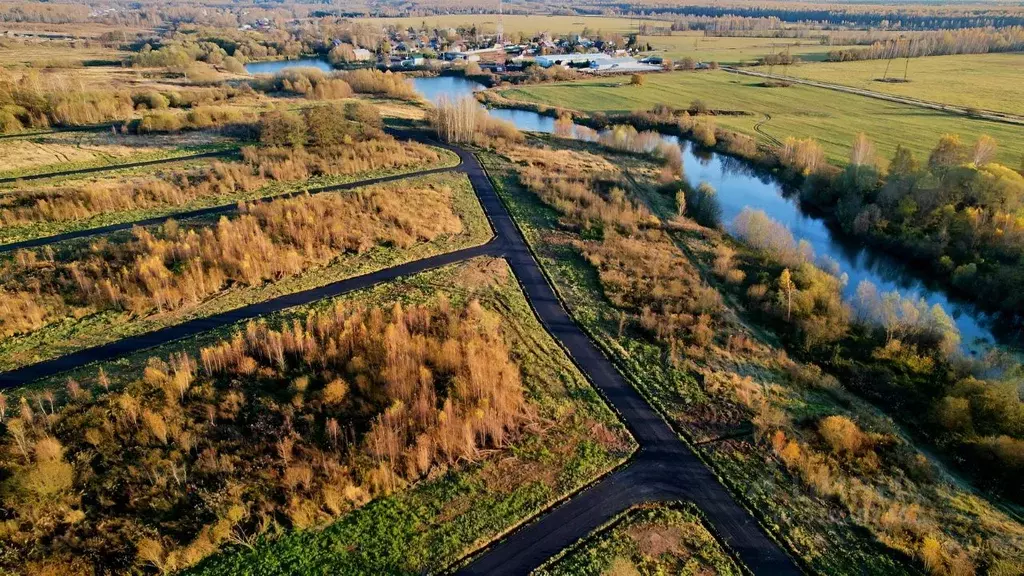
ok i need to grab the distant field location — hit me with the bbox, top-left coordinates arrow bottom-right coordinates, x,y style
355,13 -> 666,37
0,130 -> 232,178
754,52 -> 1024,116
638,32 -> 861,66
0,40 -> 128,66
500,70 -> 1024,167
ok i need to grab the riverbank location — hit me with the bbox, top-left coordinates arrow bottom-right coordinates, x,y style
476,87 -> 1020,352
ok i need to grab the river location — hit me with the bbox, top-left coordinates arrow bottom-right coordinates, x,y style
410,75 -> 1006,354
235,63 -> 1005,354
244,57 -> 334,75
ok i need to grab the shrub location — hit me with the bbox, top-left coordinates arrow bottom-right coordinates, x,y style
259,109 -> 307,148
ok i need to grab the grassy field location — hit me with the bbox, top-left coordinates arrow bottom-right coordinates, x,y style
499,70 -> 1024,167
481,138 -> 1024,574
0,135 -> 237,181
534,503 -> 741,576
638,32 -> 861,66
0,39 -> 128,66
0,143 -> 459,245
355,14 -> 666,37
127,257 -> 632,575
753,52 -> 1024,117
0,170 -> 482,372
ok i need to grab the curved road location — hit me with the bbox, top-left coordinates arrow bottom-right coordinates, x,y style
0,135 -> 802,576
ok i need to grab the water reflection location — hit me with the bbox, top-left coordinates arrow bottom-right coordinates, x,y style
244,58 -> 334,75
407,75 -> 1007,353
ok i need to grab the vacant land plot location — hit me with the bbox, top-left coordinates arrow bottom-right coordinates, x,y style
639,32 -> 861,66
754,53 -> 1024,116
499,71 -> 1024,166
535,503 -> 741,576
0,130 -> 235,180
4,257 -> 633,574
481,138 -> 1024,575
0,39 -> 128,66
355,14 -> 666,37
0,170 -> 485,371
0,138 -> 455,244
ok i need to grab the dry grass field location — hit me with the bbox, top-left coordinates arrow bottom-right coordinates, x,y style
0,131 -> 232,176
0,39 -> 128,67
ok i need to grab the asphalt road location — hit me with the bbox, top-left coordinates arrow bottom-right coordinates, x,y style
0,133 -> 802,575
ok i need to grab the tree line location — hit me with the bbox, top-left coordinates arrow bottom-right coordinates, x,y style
825,26 -> 1024,61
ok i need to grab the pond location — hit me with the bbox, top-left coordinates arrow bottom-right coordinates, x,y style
410,75 -> 1006,354
244,57 -> 334,75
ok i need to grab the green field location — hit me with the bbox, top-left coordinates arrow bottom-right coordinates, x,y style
753,52 -> 1024,117
355,14 -> 665,37
639,32 -> 861,66
535,503 -> 741,576
499,71 -> 1024,167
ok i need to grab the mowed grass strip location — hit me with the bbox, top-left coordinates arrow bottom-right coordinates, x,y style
499,70 -> 1024,167
752,53 -> 1024,117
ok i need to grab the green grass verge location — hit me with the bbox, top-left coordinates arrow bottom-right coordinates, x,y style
534,502 -> 742,576
0,170 -> 484,373
498,70 -> 1024,168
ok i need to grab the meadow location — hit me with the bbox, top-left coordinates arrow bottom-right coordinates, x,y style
4,256 -> 634,574
0,130 -> 236,180
753,52 -> 1024,117
0,139 -> 456,244
0,170 -> 487,372
0,39 -> 128,67
638,32 -> 862,66
499,70 -> 1024,167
